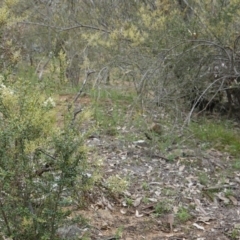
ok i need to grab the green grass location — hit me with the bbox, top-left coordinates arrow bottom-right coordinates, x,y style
229,227 -> 240,239
162,188 -> 177,196
89,87 -> 147,143
142,182 -> 150,191
198,172 -> 209,186
225,189 -> 234,198
124,197 -> 133,206
232,159 -> 240,170
142,196 -> 150,204
190,120 -> 240,157
16,65 -> 75,95
154,200 -> 172,216
115,226 -> 124,239
92,101 -> 124,134
176,207 -> 192,223
89,87 -> 136,105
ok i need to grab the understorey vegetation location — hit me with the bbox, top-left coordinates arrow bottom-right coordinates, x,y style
0,78 -> 90,239
1,0 -> 240,239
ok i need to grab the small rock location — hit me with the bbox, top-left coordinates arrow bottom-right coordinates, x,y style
182,149 -> 195,157
171,149 -> 183,157
97,209 -> 114,221
56,224 -> 82,239
100,221 -> 109,230
88,137 -> 101,146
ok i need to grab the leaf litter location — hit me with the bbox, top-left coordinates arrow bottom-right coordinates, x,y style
70,95 -> 240,239
75,131 -> 240,239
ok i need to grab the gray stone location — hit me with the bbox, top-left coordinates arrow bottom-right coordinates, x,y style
56,224 -> 82,239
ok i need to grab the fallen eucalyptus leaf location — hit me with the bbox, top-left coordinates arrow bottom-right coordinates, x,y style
215,193 -> 230,204
148,198 -> 158,202
122,200 -> 127,207
197,216 -> 214,224
146,166 -> 153,174
107,202 -> 114,211
120,209 -> 127,214
193,223 -> 205,231
179,165 -> 185,172
228,195 -> 238,205
135,210 -> 143,218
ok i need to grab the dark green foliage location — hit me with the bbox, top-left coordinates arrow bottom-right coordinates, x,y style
0,80 -> 87,239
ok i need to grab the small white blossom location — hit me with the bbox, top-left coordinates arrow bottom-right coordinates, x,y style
43,97 -> 56,108
0,83 -> 6,89
0,83 -> 14,95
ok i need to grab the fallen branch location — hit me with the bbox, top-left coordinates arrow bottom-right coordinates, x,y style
203,185 -> 237,191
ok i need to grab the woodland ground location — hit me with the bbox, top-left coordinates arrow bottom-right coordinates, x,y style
57,86 -> 240,240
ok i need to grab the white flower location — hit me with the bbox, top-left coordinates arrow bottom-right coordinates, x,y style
0,83 -> 6,89
43,97 -> 56,108
0,83 -> 14,95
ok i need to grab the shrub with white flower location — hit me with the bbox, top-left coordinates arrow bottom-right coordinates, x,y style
0,83 -> 6,89
0,81 -> 16,110
0,83 -> 14,95
0,78 -> 88,239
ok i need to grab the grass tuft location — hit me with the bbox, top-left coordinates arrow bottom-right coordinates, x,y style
190,120 -> 240,157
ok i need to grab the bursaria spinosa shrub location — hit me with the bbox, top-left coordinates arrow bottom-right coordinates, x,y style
0,77 -> 87,239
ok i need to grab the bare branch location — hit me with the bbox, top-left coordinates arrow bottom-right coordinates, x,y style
70,70 -> 96,124
183,76 -> 226,126
18,21 -> 110,33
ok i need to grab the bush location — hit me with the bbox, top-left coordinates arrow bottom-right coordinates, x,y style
0,77 -> 87,239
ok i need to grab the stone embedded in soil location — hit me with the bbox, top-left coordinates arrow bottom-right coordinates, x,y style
56,224 -> 83,239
